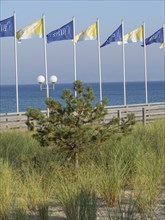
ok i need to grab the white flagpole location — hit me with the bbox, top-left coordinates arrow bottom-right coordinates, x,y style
163,24 -> 165,69
42,14 -> 49,116
143,22 -> 148,104
97,18 -> 103,102
122,20 -> 126,106
13,12 -> 19,113
73,16 -> 77,97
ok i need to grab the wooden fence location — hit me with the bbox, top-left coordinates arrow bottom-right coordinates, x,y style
0,102 -> 165,131
104,102 -> 165,125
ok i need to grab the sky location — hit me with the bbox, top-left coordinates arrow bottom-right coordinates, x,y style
0,0 -> 165,85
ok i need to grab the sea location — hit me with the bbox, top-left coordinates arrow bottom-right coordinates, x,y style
0,81 -> 165,113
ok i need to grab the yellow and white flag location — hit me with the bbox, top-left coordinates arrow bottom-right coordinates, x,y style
160,43 -> 164,49
73,22 -> 98,43
17,18 -> 43,40
118,25 -> 143,44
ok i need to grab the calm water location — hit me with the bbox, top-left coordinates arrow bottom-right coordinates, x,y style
0,81 -> 165,113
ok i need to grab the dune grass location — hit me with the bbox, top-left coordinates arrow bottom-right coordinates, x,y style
0,160 -> 14,220
0,119 -> 164,219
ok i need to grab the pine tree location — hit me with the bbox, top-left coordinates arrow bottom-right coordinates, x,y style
26,81 -> 135,167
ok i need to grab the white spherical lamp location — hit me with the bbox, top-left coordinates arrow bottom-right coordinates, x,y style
37,75 -> 45,84
50,75 -> 58,84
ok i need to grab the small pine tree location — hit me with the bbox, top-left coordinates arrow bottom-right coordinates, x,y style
26,81 -> 135,167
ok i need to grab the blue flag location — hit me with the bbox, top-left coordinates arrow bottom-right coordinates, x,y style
47,21 -> 73,43
0,16 -> 14,37
145,27 -> 163,46
101,24 -> 122,48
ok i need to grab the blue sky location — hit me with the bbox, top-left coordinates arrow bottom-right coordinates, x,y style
0,0 -> 164,84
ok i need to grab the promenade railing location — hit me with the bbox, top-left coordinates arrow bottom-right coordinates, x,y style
0,102 -> 165,131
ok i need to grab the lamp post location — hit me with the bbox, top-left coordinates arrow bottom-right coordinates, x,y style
49,75 -> 58,90
37,75 -> 45,90
37,75 -> 58,117
37,75 -> 58,91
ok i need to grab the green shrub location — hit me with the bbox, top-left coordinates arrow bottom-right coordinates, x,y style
0,131 -> 40,168
26,81 -> 135,167
0,131 -> 60,172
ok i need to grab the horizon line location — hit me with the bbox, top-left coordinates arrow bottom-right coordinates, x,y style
1,79 -> 164,86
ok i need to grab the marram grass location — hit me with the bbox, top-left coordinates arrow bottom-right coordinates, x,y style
0,119 -> 164,219
0,160 -> 14,220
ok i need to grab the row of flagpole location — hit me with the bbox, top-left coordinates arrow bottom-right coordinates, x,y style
1,12 -> 165,114
13,14 -> 103,113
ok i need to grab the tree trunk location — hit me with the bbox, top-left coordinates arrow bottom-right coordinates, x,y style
74,152 -> 79,168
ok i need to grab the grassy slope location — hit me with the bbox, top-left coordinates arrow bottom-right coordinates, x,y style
0,119 -> 164,219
